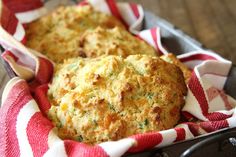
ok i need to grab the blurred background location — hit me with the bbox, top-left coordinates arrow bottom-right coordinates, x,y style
118,0 -> 236,64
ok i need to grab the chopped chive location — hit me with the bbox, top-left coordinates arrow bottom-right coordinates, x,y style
147,92 -> 154,99
56,123 -> 62,128
93,119 -> 98,126
138,123 -> 144,129
108,103 -> 115,112
76,135 -> 83,142
89,95 -> 95,99
139,119 -> 149,129
109,72 -> 114,77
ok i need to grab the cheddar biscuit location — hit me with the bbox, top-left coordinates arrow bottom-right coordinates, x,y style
78,26 -> 157,58
26,5 -> 125,63
47,55 -> 187,144
26,5 -> 157,63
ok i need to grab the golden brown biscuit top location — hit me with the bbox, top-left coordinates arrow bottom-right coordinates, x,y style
47,55 -> 187,144
160,53 -> 192,83
25,5 -> 157,64
79,26 -> 157,57
25,5 -> 126,63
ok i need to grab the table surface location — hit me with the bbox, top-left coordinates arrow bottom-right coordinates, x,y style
119,0 -> 236,64
1,0 -> 236,102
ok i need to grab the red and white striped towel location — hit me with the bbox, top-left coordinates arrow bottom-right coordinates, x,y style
0,0 -> 236,157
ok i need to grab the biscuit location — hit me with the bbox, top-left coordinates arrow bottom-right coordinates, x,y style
47,55 -> 187,144
78,26 -> 157,57
26,5 -> 125,63
161,53 -> 192,83
26,5 -> 157,63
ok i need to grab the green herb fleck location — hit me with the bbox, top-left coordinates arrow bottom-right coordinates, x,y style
117,37 -> 123,41
68,63 -> 77,69
88,94 -> 95,99
93,119 -> 98,126
56,123 -> 62,128
69,107 -> 76,114
109,72 -> 114,77
76,135 -> 83,142
108,103 -> 116,112
139,123 -> 144,129
147,92 -> 154,99
139,119 -> 149,129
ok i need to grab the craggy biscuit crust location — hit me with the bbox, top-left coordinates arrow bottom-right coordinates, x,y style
47,55 -> 187,144
161,53 -> 192,83
79,26 -> 157,58
26,5 -> 125,63
26,5 -> 156,63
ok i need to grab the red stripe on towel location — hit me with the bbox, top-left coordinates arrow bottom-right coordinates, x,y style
150,28 -> 158,50
35,57 -> 53,84
129,3 -> 140,18
180,54 -> 217,63
200,120 -> 229,132
129,132 -> 163,153
64,140 -> 108,157
206,112 -> 231,121
78,0 -> 89,6
0,80 -> 32,157
34,84 -> 51,115
106,0 -> 128,27
2,0 -> 43,13
27,112 -> 54,157
174,128 -> 186,142
188,72 -> 209,116
1,3 -> 18,35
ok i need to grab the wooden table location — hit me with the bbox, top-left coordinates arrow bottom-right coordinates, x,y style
119,0 -> 236,64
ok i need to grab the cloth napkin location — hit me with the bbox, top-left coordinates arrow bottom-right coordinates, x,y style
0,0 -> 236,157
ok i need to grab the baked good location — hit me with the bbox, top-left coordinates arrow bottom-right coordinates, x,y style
26,3 -> 188,145
25,5 -> 157,63
25,5 -> 125,63
161,53 -> 192,83
47,55 -> 187,144
78,26 -> 157,57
